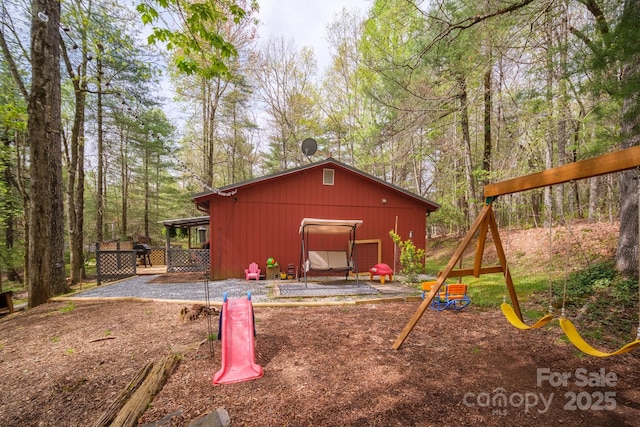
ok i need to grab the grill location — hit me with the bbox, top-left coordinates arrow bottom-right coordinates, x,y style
134,243 -> 152,267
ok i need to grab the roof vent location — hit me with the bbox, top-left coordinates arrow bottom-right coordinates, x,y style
323,168 -> 334,185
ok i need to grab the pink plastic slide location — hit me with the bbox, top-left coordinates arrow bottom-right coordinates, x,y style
212,295 -> 263,385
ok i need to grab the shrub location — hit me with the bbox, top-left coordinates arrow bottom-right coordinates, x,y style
389,230 -> 425,284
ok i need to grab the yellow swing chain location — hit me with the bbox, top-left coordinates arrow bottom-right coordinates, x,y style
636,169 -> 640,340
547,209 -> 555,315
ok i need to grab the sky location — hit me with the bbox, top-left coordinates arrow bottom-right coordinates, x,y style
255,0 -> 369,71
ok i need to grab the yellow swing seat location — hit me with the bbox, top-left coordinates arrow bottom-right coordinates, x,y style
559,317 -> 640,357
501,302 -> 554,330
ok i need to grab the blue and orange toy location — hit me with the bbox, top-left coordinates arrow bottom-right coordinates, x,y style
212,292 -> 263,385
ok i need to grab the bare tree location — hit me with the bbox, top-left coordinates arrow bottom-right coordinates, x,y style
254,36 -> 320,170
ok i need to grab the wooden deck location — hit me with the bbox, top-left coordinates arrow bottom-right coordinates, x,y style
136,265 -> 167,275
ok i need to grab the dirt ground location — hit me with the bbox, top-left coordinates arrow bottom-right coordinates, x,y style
1,221 -> 639,426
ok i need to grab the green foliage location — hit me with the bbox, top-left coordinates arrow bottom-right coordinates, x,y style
610,277 -> 639,306
428,203 -> 467,234
562,266 -> 639,342
389,230 -> 425,284
137,0 -> 251,78
561,262 -> 617,309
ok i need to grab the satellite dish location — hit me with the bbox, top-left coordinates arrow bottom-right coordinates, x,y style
301,138 -> 317,158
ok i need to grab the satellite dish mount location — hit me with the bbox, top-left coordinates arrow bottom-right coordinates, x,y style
301,138 -> 317,161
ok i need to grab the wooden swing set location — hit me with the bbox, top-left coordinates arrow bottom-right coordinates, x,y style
393,145 -> 640,356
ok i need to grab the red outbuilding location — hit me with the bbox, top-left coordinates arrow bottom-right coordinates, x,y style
192,158 -> 439,280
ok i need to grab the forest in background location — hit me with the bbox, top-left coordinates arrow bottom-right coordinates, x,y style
1,0 -> 639,306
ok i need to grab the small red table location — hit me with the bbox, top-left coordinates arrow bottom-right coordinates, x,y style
369,263 -> 393,284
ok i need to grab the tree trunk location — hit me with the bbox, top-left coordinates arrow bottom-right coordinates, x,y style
14,132 -> 29,286
144,145 -> 150,242
1,137 -> 16,291
458,75 -> 476,225
555,2 -> 569,218
615,0 -> 640,277
120,128 -> 129,240
66,92 -> 85,286
571,117 -> 583,217
62,44 -> 87,287
543,7 -> 554,225
482,67 -> 492,186
616,169 -> 639,277
587,176 -> 599,222
1,137 -> 12,293
28,0 -> 68,307
96,56 -> 105,242
97,112 -> 104,242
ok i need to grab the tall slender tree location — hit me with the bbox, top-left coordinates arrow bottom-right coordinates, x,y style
614,0 -> 640,276
28,0 -> 68,306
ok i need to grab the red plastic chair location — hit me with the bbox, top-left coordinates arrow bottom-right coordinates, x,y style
245,262 -> 260,280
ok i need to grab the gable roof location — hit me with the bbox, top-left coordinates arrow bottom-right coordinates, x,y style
192,157 -> 440,211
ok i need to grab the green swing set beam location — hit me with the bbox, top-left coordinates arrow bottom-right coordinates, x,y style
393,145 -> 640,350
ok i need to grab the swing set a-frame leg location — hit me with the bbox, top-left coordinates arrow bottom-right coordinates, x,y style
392,202 -> 524,350
487,206 -> 522,320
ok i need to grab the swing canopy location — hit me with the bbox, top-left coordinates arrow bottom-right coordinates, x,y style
298,218 -> 363,235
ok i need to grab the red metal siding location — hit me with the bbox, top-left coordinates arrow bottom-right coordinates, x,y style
205,163 -> 431,280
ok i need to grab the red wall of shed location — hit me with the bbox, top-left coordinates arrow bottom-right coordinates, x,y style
206,165 -> 428,279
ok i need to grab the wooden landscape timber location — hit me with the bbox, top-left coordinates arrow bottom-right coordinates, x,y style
92,343 -> 200,427
92,361 -> 155,427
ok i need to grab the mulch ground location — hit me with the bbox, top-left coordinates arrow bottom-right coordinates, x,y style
1,221 -> 638,426
1,299 -> 639,426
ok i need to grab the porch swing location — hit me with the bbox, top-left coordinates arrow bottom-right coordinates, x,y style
298,218 -> 363,285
